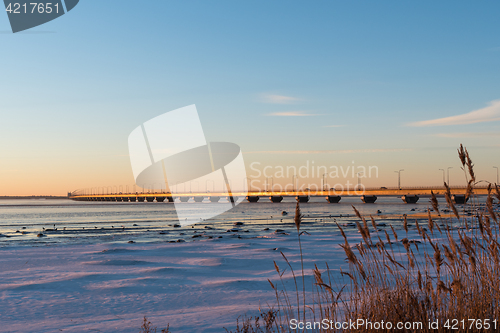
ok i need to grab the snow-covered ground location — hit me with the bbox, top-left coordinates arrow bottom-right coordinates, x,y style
3,198 -> 452,332
2,202 -> 475,333
1,227 -> 366,333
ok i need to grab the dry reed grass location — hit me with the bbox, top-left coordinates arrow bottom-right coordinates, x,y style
227,144 -> 500,332
140,316 -> 170,333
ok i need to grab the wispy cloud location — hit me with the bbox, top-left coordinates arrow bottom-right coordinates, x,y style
261,94 -> 301,104
244,148 -> 412,154
266,111 -> 319,117
434,132 -> 500,138
408,100 -> 500,127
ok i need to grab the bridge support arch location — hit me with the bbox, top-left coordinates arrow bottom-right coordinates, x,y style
296,196 -> 309,203
270,196 -> 284,203
361,195 -> 377,203
326,195 -> 341,203
452,195 -> 469,204
402,195 -> 419,204
246,196 -> 259,202
155,196 -> 173,202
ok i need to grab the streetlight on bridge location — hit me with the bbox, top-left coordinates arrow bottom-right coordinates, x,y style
439,169 -> 445,184
494,166 -> 499,184
265,177 -> 274,192
322,173 -> 328,191
394,169 -> 404,190
357,172 -> 363,190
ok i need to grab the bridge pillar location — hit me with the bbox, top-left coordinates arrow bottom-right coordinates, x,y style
361,195 -> 377,203
452,195 -> 469,204
270,196 -> 284,203
246,196 -> 259,203
137,197 -> 146,202
156,196 -> 173,202
326,195 -> 341,203
402,195 -> 419,204
296,196 -> 309,203
156,195 -> 173,202
209,196 -> 220,203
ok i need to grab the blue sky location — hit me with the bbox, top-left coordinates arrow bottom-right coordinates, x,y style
1,1 -> 499,195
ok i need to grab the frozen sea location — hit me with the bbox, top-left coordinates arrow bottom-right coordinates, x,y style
0,197 -> 487,332
0,197 -> 438,246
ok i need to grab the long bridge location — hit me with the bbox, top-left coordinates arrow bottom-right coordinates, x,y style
69,186 -> 493,204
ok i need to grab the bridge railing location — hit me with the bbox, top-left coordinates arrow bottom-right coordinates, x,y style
68,184 -> 491,198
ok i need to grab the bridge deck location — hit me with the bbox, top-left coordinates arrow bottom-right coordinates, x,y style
69,186 -> 492,199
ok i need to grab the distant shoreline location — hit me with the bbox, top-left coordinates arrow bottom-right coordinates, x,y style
0,196 -> 69,200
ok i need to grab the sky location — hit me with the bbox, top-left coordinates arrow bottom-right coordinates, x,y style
0,0 -> 499,196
